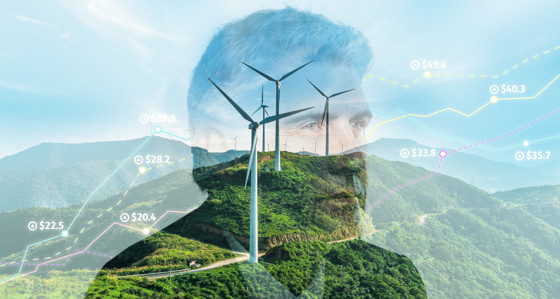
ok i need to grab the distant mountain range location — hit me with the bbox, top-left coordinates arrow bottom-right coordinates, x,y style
357,138 -> 560,192
0,136 -> 246,212
2,148 -> 560,297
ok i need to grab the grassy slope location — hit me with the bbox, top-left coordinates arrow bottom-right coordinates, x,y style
166,152 -> 370,249
100,232 -> 237,275
86,240 -> 426,299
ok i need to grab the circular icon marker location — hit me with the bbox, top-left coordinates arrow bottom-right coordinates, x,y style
400,148 -> 410,158
139,166 -> 147,174
439,150 -> 447,158
523,140 -> 529,147
142,228 -> 150,235
423,71 -> 431,78
61,230 -> 69,237
28,221 -> 38,231
139,114 -> 150,125
490,96 -> 498,103
514,151 -> 525,161
120,213 -> 130,223
489,85 -> 499,94
154,126 -> 162,133
133,155 -> 143,165
410,60 -> 420,70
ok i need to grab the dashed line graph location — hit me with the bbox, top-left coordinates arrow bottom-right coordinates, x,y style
362,45 -> 560,88
367,108 -> 560,211
0,128 -> 193,284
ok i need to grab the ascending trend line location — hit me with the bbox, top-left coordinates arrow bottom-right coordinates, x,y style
362,45 -> 560,88
366,73 -> 560,138
67,134 -> 155,231
0,209 -> 196,285
8,132 -> 159,282
1,128 -> 195,285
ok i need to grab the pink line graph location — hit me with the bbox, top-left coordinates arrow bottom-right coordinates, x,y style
0,208 -> 196,285
367,108 -> 559,211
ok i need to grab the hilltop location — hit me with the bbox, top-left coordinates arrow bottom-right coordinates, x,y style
0,136 -> 245,211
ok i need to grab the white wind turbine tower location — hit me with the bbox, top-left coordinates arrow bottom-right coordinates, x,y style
209,78 -> 313,263
233,136 -> 238,151
313,137 -> 319,155
282,138 -> 289,151
251,85 -> 270,152
242,60 -> 313,171
307,79 -> 354,156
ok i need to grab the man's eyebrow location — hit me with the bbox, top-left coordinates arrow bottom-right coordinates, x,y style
283,109 -> 373,124
349,110 -> 373,120
282,111 -> 325,123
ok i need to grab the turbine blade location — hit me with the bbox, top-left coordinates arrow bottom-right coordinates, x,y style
264,108 -> 270,117
330,88 -> 355,98
307,79 -> 327,98
251,107 -> 262,116
244,134 -> 258,188
321,101 -> 328,126
242,62 -> 276,82
209,78 -> 254,123
279,60 -> 313,81
260,106 -> 314,125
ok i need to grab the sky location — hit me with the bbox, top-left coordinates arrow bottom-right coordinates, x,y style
1,0 -> 560,162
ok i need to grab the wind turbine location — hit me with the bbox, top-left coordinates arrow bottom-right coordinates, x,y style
313,137 -> 319,155
233,136 -> 238,151
251,85 -> 270,152
282,138 -> 289,151
307,79 -> 354,156
209,78 -> 313,263
242,60 -> 313,171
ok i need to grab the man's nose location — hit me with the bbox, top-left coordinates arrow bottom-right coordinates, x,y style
329,118 -> 359,153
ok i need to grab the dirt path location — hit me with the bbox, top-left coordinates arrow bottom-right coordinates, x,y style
327,230 -> 379,244
117,252 -> 265,280
120,230 -> 380,280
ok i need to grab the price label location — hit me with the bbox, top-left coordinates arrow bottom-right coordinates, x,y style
489,84 -> 526,95
514,151 -> 551,161
400,148 -> 437,159
139,114 -> 176,125
410,60 -> 447,70
134,155 -> 171,165
120,212 -> 156,223
28,221 -> 64,231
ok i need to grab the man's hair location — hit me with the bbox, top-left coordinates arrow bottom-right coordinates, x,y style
187,7 -> 373,122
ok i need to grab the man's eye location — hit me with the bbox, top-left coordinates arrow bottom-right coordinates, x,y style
350,120 -> 366,130
301,122 -> 321,131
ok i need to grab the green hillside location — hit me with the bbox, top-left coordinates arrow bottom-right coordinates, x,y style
101,232 -> 237,275
166,151 -> 372,250
0,136 -> 245,212
5,150 -> 560,297
87,240 -> 426,299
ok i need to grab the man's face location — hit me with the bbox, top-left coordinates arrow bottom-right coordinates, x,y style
193,62 -> 372,154
278,63 -> 372,155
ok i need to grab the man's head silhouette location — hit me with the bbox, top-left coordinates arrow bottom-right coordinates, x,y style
187,7 -> 373,155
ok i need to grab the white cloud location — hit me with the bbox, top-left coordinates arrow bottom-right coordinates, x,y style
85,0 -> 186,43
13,14 -> 60,31
0,78 -> 37,94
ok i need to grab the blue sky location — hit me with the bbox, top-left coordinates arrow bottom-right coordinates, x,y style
1,0 -> 560,162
